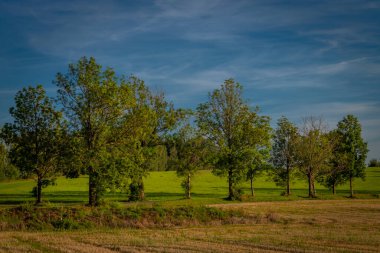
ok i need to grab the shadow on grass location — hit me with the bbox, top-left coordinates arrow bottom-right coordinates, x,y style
145,192 -> 184,198
0,191 -> 88,205
0,187 -> 378,205
146,192 -> 228,199
0,200 -> 34,205
191,192 -> 225,198
297,195 -> 318,199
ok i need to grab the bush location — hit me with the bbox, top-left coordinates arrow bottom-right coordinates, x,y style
52,218 -> 80,230
227,186 -> 244,201
129,181 -> 144,201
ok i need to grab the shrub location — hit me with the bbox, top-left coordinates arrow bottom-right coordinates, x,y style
51,218 -> 80,230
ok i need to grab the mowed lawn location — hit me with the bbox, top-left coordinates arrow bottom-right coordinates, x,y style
0,168 -> 379,206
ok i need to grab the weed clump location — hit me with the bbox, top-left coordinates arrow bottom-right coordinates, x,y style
0,203 -> 251,231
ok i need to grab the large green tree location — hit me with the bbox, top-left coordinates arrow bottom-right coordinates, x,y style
270,116 -> 299,196
56,58 -> 180,204
317,130 -> 348,194
245,119 -> 272,197
55,57 -> 132,206
296,117 -> 332,198
196,79 -> 271,200
336,115 -> 368,198
1,85 -> 63,204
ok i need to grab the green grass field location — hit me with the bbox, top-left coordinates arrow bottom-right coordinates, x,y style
1,169 -> 379,252
1,167 -> 379,206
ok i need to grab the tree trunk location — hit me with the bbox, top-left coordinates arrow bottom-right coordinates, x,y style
88,167 -> 97,206
350,176 -> 354,198
228,168 -> 233,200
308,172 -> 315,198
250,177 -> 254,196
332,183 -> 336,195
36,176 -> 42,204
138,178 -> 145,201
186,173 -> 191,199
286,165 -> 290,196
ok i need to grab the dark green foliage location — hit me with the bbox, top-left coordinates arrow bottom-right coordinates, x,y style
336,114 -> 368,197
128,180 -> 144,201
0,85 -> 64,204
317,130 -> 348,194
270,116 -> 299,196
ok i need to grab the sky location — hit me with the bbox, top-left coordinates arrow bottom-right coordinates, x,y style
0,0 -> 379,160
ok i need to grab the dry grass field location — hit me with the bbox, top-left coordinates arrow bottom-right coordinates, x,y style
1,199 -> 379,253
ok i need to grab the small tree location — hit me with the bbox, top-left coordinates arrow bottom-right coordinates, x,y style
317,130 -> 348,194
246,119 -> 272,197
296,117 -> 332,198
336,115 -> 368,198
197,79 -> 271,200
246,159 -> 270,197
170,123 -> 207,199
1,85 -> 63,204
270,116 -> 299,196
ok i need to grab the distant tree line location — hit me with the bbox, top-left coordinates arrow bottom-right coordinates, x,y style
0,57 -> 370,205
368,159 -> 380,167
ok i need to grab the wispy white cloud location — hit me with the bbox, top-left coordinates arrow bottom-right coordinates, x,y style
248,57 -> 380,89
0,89 -> 19,95
315,57 -> 370,75
271,101 -> 379,120
174,70 -> 233,91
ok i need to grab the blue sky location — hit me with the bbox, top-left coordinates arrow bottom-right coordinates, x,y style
1,0 -> 380,160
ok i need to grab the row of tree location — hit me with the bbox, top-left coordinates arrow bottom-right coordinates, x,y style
270,115 -> 368,198
0,57 -> 369,205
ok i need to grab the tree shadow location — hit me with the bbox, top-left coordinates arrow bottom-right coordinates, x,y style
145,192 -> 183,198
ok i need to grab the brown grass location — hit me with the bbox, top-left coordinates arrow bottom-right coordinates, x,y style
0,199 -> 379,252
